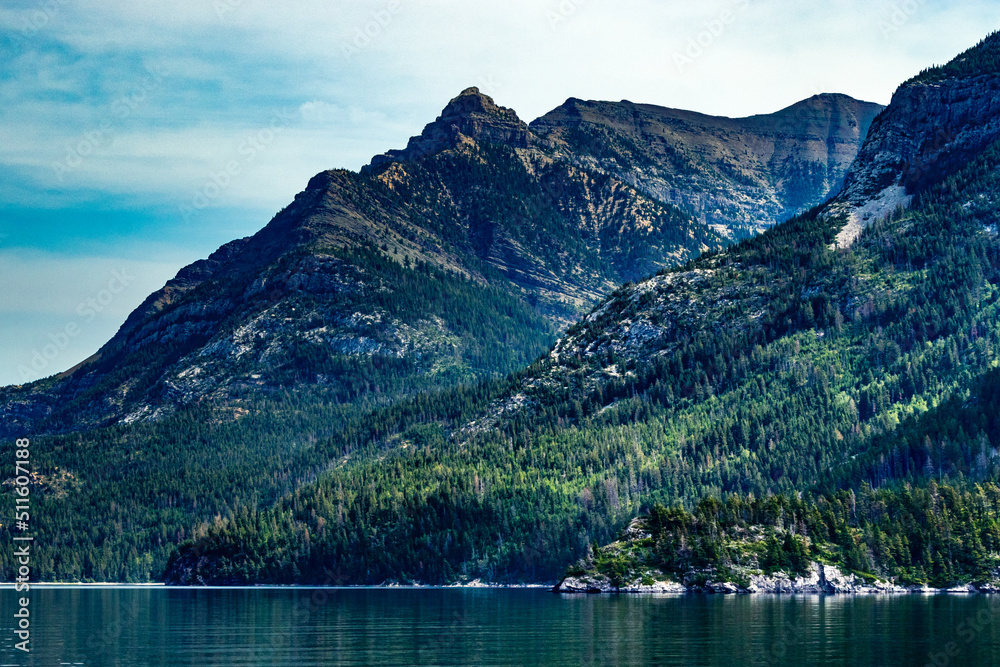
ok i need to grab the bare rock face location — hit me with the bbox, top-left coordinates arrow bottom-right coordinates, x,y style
840,77 -> 1000,205
368,88 -> 882,240
703,582 -> 741,594
831,33 -> 1000,245
530,93 -> 884,238
744,562 -> 908,594
367,87 -> 531,169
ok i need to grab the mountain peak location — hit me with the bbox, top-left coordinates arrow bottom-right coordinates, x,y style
434,86 -> 527,135
771,92 -> 875,117
441,86 -> 499,114
365,87 -> 530,171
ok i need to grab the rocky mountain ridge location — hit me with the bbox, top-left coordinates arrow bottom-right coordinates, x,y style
1,86 -> 877,436
366,87 -> 531,169
530,93 -> 883,238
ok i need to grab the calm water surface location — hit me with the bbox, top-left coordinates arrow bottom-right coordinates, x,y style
1,587 -> 999,666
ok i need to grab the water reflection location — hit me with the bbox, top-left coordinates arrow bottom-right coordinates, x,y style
0,587 -> 998,666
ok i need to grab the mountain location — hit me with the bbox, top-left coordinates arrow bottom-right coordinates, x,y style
160,33 -> 1000,587
530,93 -> 883,239
1,87 -> 725,438
1,88 -> 878,437
1,78 -> 882,581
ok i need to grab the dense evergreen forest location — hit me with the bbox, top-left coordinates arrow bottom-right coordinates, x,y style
0,255 -> 552,582
162,127 -> 1000,585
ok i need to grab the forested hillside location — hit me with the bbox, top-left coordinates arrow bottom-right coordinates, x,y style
2,37 -> 990,585
162,35 -> 1000,586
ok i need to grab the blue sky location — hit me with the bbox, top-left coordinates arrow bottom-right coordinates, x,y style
1,0 -> 996,386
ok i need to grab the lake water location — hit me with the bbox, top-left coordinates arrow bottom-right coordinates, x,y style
2,587 -> 999,666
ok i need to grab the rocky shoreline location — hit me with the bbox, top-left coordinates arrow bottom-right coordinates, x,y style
554,562 -> 1000,595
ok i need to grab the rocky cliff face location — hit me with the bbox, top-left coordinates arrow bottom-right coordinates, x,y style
840,80 -> 1000,205
831,32 -> 1000,246
530,93 -> 883,238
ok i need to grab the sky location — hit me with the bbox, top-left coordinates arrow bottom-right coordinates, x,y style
0,0 -> 996,387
